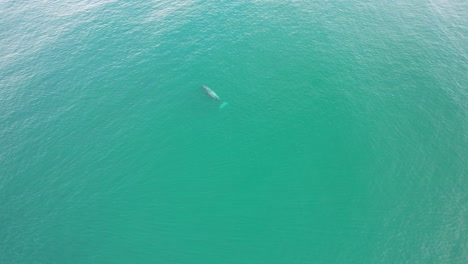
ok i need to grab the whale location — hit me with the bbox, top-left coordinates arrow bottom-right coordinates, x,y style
202,85 -> 228,109
202,85 -> 221,101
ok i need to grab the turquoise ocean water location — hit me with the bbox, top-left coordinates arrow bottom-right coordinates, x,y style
1,1 -> 467,263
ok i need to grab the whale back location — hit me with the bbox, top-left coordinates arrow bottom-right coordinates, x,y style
202,85 -> 220,101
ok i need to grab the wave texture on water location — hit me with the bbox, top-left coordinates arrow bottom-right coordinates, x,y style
0,1 -> 467,263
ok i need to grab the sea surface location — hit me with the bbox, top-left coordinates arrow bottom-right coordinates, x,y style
1,1 -> 467,263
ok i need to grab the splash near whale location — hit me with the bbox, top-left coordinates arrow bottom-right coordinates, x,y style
202,85 -> 228,109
